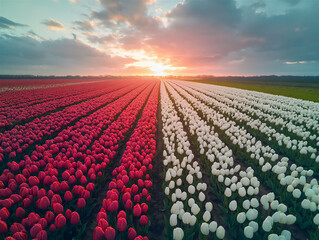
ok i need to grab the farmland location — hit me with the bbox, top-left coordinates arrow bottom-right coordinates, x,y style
0,78 -> 319,240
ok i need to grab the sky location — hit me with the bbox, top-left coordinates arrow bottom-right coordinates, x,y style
0,0 -> 319,76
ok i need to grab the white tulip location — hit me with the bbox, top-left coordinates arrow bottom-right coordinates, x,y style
292,189 -> 301,198
268,234 -> 279,240
224,188 -> 232,197
237,212 -> 246,223
229,200 -> 237,211
209,221 -> 217,232
286,214 -> 296,225
188,198 -> 195,207
203,211 -> 211,222
249,221 -> 258,232
191,203 -> 200,215
216,226 -> 225,239
201,223 -> 210,235
313,213 -> 319,225
243,200 -> 250,210
262,219 -> 272,232
205,202 -> 213,212
188,185 -> 195,194
173,227 -> 184,240
199,192 -> 205,202
170,214 -> 178,226
281,230 -> 291,240
182,212 -> 191,224
190,215 -> 197,226
238,187 -> 246,197
244,226 -> 254,239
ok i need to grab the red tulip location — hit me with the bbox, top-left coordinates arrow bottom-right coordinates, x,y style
122,192 -> 131,203
27,212 -> 40,227
64,191 -> 73,202
36,230 -> 47,240
38,196 -> 50,210
52,203 -> 64,214
93,226 -> 104,240
104,226 -> 116,240
16,207 -> 25,218
117,217 -> 127,232
0,207 -> 9,220
98,218 -> 108,230
117,210 -> 126,219
70,211 -> 80,224
109,200 -> 118,212
125,199 -> 133,210
65,209 -> 72,219
55,214 -> 66,228
49,224 -> 57,232
45,211 -> 55,223
13,231 -> 27,240
140,215 -> 148,226
133,204 -> 142,217
10,223 -> 26,234
0,220 -> 7,234
131,184 -> 138,194
39,218 -> 48,229
128,227 -> 137,240
144,180 -> 152,188
141,203 -> 148,213
77,198 -> 86,209
86,182 -> 95,191
30,223 -> 42,237
97,211 -> 107,222
51,181 -> 60,193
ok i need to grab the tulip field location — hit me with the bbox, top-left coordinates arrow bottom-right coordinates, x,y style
0,79 -> 319,240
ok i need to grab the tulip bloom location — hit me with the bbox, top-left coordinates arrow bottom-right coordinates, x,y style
133,204 -> 142,217
105,227 -> 116,240
140,215 -> 148,226
71,211 -> 80,225
55,214 -> 66,228
117,217 -> 127,232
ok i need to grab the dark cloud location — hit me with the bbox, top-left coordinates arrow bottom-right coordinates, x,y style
0,16 -> 28,29
92,0 -> 159,32
42,19 -> 64,30
0,34 -> 131,75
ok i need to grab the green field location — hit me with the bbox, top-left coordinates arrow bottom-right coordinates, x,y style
178,76 -> 319,102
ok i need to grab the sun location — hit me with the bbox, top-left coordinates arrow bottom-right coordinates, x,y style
126,60 -> 186,76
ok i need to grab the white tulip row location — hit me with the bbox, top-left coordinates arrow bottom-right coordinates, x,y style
175,81 -> 319,165
164,81 -> 296,239
180,81 -> 319,149
167,80 -> 319,229
160,82 -> 226,239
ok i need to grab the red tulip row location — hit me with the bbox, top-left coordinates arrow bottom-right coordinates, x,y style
0,80 -> 108,110
0,81 -> 146,165
0,82 -> 156,240
93,82 -> 159,240
0,80 -> 129,128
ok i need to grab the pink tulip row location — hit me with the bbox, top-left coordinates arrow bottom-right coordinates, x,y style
0,82 -> 146,164
0,80 -> 108,109
0,81 -> 155,240
94,82 -> 159,240
0,80 -> 128,127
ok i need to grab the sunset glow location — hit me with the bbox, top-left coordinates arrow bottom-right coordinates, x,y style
125,60 -> 186,76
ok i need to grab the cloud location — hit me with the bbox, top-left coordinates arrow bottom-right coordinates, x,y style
42,19 -> 64,31
74,20 -> 95,32
0,16 -> 28,29
0,34 -> 132,75
93,0 -> 159,32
